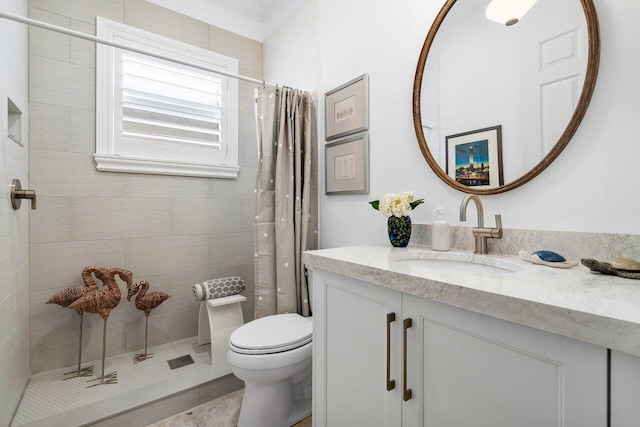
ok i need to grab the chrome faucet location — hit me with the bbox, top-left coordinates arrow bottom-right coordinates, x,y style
459,195 -> 503,255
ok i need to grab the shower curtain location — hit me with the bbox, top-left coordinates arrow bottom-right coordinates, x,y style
254,86 -> 318,319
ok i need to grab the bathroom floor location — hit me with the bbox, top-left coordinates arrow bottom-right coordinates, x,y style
148,389 -> 312,427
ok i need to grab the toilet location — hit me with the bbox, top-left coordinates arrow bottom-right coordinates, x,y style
228,313 -> 313,427
198,279 -> 314,427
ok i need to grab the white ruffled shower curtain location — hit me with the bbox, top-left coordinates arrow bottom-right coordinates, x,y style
254,86 -> 318,319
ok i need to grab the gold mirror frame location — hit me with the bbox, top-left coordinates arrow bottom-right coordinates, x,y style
413,0 -> 600,195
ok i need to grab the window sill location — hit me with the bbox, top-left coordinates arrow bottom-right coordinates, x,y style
94,154 -> 239,179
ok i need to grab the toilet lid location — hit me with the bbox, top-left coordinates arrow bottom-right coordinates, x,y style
230,313 -> 312,355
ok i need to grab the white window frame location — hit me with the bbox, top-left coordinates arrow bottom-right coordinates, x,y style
95,18 -> 239,178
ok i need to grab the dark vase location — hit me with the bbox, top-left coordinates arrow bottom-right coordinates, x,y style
387,215 -> 411,247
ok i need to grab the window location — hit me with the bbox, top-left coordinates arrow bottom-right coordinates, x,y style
95,18 -> 239,178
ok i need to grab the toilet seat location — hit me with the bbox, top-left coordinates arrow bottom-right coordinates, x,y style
229,313 -> 312,355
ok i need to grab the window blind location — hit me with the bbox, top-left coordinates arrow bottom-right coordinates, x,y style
121,53 -> 224,150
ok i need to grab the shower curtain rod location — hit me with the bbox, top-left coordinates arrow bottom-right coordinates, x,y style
0,10 -> 276,88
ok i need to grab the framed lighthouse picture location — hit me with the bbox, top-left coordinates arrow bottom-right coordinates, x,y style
446,125 -> 503,189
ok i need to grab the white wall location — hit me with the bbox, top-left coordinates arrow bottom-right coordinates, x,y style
0,0 -> 31,424
263,0 -> 319,99
147,0 -> 305,42
317,0 -> 640,248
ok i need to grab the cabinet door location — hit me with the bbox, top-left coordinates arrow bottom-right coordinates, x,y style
611,350 -> 640,426
403,293 -> 607,427
313,270 -> 402,427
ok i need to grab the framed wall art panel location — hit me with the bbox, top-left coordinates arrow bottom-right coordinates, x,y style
325,134 -> 369,195
324,74 -> 369,140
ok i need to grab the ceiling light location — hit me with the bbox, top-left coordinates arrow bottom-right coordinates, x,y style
486,0 -> 538,26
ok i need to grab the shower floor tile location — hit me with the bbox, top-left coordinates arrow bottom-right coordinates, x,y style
11,336 -> 231,427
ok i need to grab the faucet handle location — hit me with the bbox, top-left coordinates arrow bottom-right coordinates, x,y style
491,214 -> 503,239
10,179 -> 37,210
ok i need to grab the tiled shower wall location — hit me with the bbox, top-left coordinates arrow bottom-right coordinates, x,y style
28,0 -> 262,374
0,0 -> 30,424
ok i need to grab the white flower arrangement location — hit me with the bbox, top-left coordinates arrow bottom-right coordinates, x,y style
369,192 -> 424,218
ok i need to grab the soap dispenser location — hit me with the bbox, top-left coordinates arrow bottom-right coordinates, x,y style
432,207 -> 450,251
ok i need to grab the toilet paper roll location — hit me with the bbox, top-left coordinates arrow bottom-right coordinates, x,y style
192,276 -> 245,301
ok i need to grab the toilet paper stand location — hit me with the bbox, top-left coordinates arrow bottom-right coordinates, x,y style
197,294 -> 247,349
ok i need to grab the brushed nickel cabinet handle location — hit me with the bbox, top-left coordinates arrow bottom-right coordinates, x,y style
386,312 -> 396,391
403,317 -> 412,401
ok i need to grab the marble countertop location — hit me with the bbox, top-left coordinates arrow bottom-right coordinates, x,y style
303,244 -> 640,357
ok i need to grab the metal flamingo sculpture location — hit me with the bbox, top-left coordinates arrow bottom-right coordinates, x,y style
45,266 -> 112,379
70,267 -> 131,386
127,280 -> 171,363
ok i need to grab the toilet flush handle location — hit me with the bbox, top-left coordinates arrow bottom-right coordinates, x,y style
10,179 -> 36,210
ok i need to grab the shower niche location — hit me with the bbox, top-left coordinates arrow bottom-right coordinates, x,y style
7,97 -> 23,146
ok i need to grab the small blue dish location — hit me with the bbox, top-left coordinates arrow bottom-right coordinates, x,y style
533,250 -> 566,263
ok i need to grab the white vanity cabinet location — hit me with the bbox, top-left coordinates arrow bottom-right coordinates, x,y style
313,269 -> 608,427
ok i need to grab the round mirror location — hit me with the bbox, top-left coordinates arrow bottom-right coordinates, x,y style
413,0 -> 600,194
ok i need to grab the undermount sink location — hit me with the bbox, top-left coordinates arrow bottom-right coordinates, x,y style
389,251 -> 523,275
